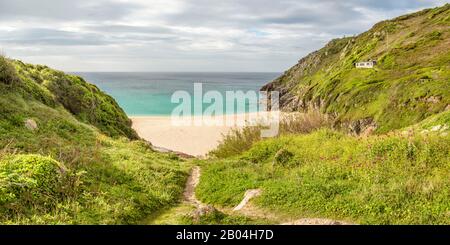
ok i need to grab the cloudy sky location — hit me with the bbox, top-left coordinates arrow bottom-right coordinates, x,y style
0,0 -> 447,72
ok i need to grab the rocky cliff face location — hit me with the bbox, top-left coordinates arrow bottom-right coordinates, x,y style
262,4 -> 450,134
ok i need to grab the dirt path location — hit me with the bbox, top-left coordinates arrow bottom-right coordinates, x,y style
183,166 -> 202,206
183,166 -> 354,225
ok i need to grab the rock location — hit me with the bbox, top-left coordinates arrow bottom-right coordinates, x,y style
24,119 -> 38,131
233,189 -> 262,211
431,125 -> 442,131
361,125 -> 377,137
190,205 -> 217,222
348,118 -> 377,135
424,96 -> 440,104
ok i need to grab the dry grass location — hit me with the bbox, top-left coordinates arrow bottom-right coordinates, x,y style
0,55 -> 19,85
209,110 -> 332,158
279,111 -> 332,135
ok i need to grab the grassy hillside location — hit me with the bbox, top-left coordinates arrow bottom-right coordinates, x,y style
198,118 -> 449,224
198,5 -> 450,225
262,4 -> 450,134
0,56 -> 188,224
10,60 -> 138,139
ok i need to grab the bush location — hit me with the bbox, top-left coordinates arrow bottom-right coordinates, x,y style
10,61 -> 138,139
209,126 -> 262,158
273,148 -> 294,166
0,154 -> 66,210
279,111 -> 331,135
0,56 -> 19,85
43,74 -> 138,139
209,111 -> 331,158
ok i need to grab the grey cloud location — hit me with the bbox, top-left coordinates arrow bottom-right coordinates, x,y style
0,0 -> 448,72
0,0 -> 141,21
352,0 -> 438,10
0,28 -> 109,46
0,27 -> 182,47
85,25 -> 174,34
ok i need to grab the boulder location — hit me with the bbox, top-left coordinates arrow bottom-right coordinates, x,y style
24,119 -> 38,131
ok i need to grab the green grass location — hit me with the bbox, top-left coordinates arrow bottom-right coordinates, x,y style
180,211 -> 271,225
197,129 -> 450,224
0,57 -> 189,224
144,202 -> 272,225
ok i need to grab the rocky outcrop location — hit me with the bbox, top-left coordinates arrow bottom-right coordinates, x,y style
347,118 -> 378,136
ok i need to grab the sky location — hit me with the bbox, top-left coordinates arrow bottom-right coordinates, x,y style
0,0 -> 448,72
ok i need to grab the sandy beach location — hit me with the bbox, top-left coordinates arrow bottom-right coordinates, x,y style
131,116 -> 232,157
130,112 -> 278,157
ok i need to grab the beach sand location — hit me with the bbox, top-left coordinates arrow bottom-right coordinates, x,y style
130,113 -> 277,157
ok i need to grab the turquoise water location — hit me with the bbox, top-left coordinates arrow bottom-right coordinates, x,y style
74,72 -> 280,116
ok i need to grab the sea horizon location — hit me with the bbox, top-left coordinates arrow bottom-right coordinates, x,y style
74,72 -> 281,116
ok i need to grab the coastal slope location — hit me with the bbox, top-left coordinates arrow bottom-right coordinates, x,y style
262,4 -> 450,134
0,56 -> 189,224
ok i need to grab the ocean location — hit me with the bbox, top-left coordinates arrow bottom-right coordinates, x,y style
74,72 -> 280,116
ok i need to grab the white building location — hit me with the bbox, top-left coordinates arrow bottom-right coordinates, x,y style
355,60 -> 377,69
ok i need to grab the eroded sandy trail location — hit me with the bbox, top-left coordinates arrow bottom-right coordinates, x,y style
183,166 -> 202,206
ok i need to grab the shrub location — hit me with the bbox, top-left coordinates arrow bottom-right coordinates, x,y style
279,111 -> 331,135
0,154 -> 66,210
0,56 -> 19,85
209,111 -> 331,158
43,73 -> 138,139
209,126 -> 262,158
10,61 -> 138,139
273,148 -> 294,166
425,31 -> 442,41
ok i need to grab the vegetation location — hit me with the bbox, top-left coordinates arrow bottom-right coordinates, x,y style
0,56 -> 19,85
147,204 -> 270,225
262,4 -> 450,134
0,155 -> 67,212
180,209 -> 270,225
1,4 -> 449,225
199,5 -> 450,225
11,60 -> 138,139
210,111 -> 331,158
0,56 -> 189,224
198,127 -> 449,224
